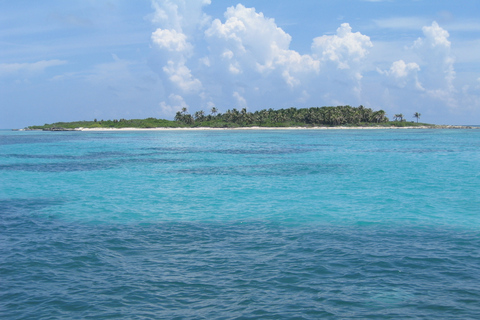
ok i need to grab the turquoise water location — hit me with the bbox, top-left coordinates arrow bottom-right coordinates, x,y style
1,129 -> 480,319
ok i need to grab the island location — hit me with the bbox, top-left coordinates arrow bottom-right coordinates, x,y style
24,105 -> 468,130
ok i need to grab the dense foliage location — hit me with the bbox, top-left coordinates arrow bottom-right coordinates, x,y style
27,106 -> 431,130
27,118 -> 180,130
175,105 -> 389,127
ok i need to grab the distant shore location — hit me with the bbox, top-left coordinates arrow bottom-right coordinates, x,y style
24,106 -> 476,131
18,125 -> 476,131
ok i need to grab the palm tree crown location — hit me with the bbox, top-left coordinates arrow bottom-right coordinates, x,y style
414,112 -> 421,123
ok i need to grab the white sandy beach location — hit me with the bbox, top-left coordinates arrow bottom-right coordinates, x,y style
75,125 -> 467,131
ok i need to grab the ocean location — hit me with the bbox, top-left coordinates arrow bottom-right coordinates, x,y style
1,129 -> 479,319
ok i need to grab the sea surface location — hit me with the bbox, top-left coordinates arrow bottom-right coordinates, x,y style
1,129 -> 480,319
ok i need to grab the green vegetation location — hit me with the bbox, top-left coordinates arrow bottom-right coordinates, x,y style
27,118 -> 181,130
414,112 -> 421,123
174,105 -> 390,127
27,105 -> 434,130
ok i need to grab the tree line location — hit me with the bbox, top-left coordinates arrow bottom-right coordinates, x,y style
27,106 -> 424,130
175,105 -> 390,127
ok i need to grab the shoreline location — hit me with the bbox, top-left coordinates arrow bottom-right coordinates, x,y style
18,125 -> 477,132
74,125 -> 474,131
18,125 -> 480,132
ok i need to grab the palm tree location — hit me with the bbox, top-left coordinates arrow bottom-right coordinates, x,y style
194,110 -> 205,121
372,110 -> 387,123
174,111 -> 183,122
414,112 -> 421,123
211,107 -> 218,116
183,114 -> 194,125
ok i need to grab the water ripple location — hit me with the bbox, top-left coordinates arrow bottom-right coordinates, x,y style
1,223 -> 479,319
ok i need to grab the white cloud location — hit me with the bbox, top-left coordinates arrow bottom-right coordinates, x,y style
150,0 -> 212,105
414,22 -> 456,106
312,23 -> 372,70
374,21 -> 466,120
205,4 -> 319,87
310,23 -> 373,102
273,48 -> 320,86
415,21 -> 451,49
379,60 -> 423,89
206,4 -> 292,61
389,60 -> 420,78
162,60 -> 202,93
151,28 -> 191,52
150,3 -> 375,113
150,0 -> 211,84
148,3 -> 477,123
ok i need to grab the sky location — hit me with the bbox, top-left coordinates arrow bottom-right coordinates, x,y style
1,0 -> 480,128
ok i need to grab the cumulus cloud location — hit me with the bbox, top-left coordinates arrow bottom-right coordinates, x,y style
150,0 -> 209,101
206,4 -> 293,63
310,23 -> 373,101
374,20 -> 465,120
151,28 -> 191,52
148,2 -> 382,114
415,21 -> 451,49
163,60 -> 202,93
414,22 -> 456,106
205,4 -> 319,87
379,60 -> 423,89
388,60 -> 420,78
149,2 -> 476,122
312,23 -> 372,70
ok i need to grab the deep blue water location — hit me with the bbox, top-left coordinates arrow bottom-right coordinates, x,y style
1,129 -> 480,319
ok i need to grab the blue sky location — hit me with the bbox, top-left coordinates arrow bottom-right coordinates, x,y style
1,0 -> 480,128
